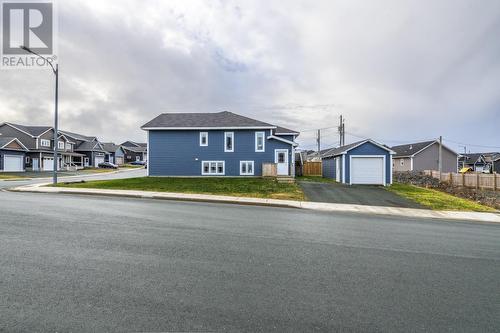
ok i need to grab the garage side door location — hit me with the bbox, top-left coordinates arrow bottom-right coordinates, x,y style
4,155 -> 23,172
351,156 -> 384,185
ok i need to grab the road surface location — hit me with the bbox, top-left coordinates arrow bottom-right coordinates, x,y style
0,190 -> 498,332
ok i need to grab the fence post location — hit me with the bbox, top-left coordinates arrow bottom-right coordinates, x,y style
495,173 -> 498,191
449,172 -> 452,183
462,172 -> 465,187
476,173 -> 480,189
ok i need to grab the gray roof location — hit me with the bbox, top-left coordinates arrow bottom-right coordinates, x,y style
391,140 -> 436,157
122,145 -> 146,153
6,123 -> 51,137
59,130 -> 93,142
142,111 -> 278,129
458,153 -> 485,164
275,126 -> 299,135
0,137 -> 25,149
75,139 -> 105,152
101,142 -> 120,153
322,139 -> 393,158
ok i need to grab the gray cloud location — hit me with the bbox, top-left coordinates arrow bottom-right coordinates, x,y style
0,0 -> 499,152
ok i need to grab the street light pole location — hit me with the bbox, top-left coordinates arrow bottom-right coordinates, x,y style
20,46 -> 59,184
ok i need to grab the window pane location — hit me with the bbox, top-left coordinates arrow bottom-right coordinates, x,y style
226,136 -> 232,150
217,162 -> 223,173
278,153 -> 285,163
242,163 -> 246,173
248,162 -> 253,173
211,162 -> 216,173
203,162 -> 209,173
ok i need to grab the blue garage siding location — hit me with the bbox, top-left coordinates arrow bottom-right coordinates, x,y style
0,150 -> 26,171
148,129 -> 293,176
322,158 -> 336,179
344,142 -> 392,184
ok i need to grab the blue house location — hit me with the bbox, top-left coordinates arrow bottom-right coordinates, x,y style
321,139 -> 395,185
142,111 -> 299,177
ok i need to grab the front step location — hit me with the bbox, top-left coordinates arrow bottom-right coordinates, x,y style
276,177 -> 295,183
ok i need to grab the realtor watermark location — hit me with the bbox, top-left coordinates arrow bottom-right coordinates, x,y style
1,0 -> 57,69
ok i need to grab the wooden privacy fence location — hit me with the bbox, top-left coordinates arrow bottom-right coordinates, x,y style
424,170 -> 499,191
302,162 -> 322,176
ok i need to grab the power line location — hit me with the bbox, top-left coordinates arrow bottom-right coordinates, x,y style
442,138 -> 500,150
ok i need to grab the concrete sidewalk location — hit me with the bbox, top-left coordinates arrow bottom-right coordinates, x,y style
10,183 -> 500,223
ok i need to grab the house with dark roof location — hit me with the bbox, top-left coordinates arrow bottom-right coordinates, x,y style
0,122 -> 106,171
141,111 -> 299,177
102,143 -> 126,165
0,137 -> 28,172
321,139 -> 395,185
391,140 -> 459,173
458,153 -> 488,173
120,141 -> 147,163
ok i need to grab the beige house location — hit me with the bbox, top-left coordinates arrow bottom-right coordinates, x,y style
392,140 -> 459,173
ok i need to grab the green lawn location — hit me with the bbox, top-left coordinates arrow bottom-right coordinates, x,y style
297,176 -> 336,183
387,183 -> 496,212
55,177 -> 305,201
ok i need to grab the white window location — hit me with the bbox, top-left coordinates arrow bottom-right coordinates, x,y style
224,132 -> 234,152
66,143 -> 72,150
240,161 -> 254,175
202,161 -> 225,175
25,156 -> 30,164
41,139 -> 50,147
136,156 -> 140,161
400,159 -> 404,166
255,132 -> 265,152
200,132 -> 208,146
58,141 -> 65,149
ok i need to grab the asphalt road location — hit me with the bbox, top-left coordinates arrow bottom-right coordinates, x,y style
0,191 -> 499,332
299,181 -> 423,208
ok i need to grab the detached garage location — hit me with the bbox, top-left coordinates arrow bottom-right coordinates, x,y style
322,139 -> 395,185
0,138 -> 28,172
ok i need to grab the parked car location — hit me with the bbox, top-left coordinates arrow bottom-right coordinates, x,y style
98,162 -> 118,169
129,160 -> 146,166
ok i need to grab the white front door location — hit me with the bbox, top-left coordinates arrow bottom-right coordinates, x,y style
275,149 -> 289,176
32,158 -> 39,171
3,155 -> 23,172
350,156 -> 385,185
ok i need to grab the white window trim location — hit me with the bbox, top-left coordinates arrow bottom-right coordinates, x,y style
240,161 -> 255,175
201,160 -> 225,175
224,132 -> 234,152
255,132 -> 265,152
58,141 -> 65,149
200,132 -> 208,146
41,139 -> 50,147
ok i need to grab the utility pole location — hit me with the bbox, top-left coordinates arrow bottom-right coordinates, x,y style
316,129 -> 321,154
339,115 -> 345,146
438,136 -> 443,181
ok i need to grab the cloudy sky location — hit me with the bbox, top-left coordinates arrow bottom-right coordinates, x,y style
1,0 -> 499,152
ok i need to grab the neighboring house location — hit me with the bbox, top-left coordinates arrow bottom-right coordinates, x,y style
102,143 -> 126,165
0,137 -> 28,172
482,152 -> 499,173
458,153 -> 488,173
141,111 -> 299,177
59,131 -> 107,168
121,141 -> 147,163
0,122 -> 107,171
321,139 -> 395,185
391,140 -> 459,173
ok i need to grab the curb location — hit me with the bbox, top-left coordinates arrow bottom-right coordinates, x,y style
0,167 -> 142,182
9,183 -> 500,223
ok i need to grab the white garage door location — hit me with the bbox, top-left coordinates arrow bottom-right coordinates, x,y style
351,156 -> 385,185
3,155 -> 23,172
95,156 -> 105,167
43,157 -> 54,171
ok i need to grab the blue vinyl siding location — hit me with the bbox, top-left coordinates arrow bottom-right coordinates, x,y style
0,150 -> 26,171
149,129 -> 293,176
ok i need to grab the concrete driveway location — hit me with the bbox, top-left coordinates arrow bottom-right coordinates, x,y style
299,181 -> 424,208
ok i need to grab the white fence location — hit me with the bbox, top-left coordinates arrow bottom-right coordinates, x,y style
424,170 -> 499,191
